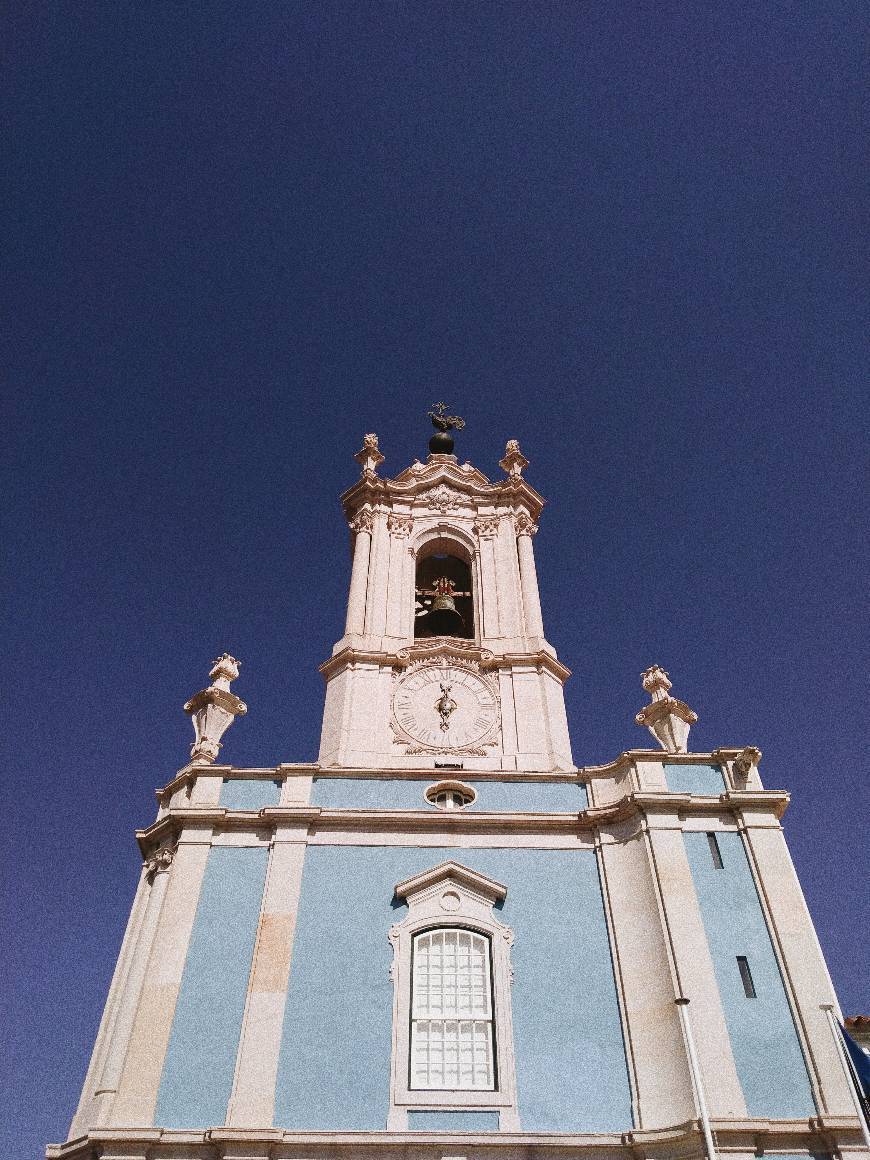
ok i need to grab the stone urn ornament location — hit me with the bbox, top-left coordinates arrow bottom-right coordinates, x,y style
183,653 -> 248,764
634,664 -> 698,753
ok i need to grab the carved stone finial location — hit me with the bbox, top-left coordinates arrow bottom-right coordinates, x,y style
635,665 -> 698,754
500,439 -> 529,478
209,652 -> 240,690
353,433 -> 385,476
183,654 -> 248,764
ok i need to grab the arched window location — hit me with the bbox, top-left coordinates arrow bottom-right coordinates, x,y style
411,928 -> 495,1090
387,861 -> 518,1129
414,550 -> 474,640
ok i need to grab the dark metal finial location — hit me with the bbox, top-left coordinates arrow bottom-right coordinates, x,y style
427,402 -> 465,454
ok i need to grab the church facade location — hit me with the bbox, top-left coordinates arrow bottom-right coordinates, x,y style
49,422 -> 866,1160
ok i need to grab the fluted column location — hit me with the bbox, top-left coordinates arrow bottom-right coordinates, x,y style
344,510 -> 373,635
515,513 -> 544,638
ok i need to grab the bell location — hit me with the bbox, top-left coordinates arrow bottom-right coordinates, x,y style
426,585 -> 465,637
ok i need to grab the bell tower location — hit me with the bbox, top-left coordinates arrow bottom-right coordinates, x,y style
318,409 -> 574,771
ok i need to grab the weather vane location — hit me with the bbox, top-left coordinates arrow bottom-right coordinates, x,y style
427,402 -> 465,454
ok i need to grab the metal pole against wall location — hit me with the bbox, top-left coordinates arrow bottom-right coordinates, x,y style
821,1003 -> 870,1152
675,998 -> 718,1160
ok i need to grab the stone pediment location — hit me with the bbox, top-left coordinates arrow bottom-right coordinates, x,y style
394,859 -> 508,905
340,453 -> 545,522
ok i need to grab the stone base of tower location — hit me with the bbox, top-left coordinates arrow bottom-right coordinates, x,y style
46,1119 -> 870,1160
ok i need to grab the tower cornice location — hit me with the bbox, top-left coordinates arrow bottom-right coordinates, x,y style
340,460 -> 546,524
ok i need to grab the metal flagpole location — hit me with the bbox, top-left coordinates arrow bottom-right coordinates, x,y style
821,1003 -> 870,1151
676,997 -> 718,1160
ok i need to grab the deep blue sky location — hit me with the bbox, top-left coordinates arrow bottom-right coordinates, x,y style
3,3 -> 867,1153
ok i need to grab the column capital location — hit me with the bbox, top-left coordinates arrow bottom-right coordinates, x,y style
473,515 -> 500,538
386,513 -> 413,538
514,511 -> 538,537
348,508 -> 374,534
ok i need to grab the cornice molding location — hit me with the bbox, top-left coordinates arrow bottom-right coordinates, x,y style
135,789 -> 790,857
319,642 -> 571,683
46,1115 -> 867,1159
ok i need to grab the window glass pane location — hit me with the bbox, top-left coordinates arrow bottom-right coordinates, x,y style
411,929 -> 494,1089
411,1019 -> 494,1089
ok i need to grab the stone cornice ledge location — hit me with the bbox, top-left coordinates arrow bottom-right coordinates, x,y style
319,644 -> 570,682
45,1116 -> 867,1159
135,790 -> 791,855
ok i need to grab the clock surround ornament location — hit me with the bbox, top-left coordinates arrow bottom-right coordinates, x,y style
391,656 -> 501,756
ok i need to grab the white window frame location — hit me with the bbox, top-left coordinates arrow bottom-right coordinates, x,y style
387,861 -> 519,1130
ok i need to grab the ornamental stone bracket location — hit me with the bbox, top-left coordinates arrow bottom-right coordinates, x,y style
183,653 -> 248,765
634,664 -> 698,753
143,845 -> 175,881
732,745 -> 762,781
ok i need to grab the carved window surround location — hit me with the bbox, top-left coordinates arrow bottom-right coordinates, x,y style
387,861 -> 519,1130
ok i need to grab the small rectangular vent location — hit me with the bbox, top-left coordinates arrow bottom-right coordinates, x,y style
737,955 -> 757,998
706,832 -> 724,869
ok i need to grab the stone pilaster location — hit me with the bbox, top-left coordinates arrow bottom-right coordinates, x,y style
110,825 -> 213,1126
644,806 -> 747,1118
738,810 -> 856,1116
226,823 -> 309,1126
596,818 -> 695,1128
84,852 -> 176,1128
68,867 -> 152,1137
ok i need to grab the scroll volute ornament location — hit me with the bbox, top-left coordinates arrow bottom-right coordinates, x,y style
634,664 -> 698,753
183,653 -> 247,764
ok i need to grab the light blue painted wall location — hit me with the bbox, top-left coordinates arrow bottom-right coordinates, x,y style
273,845 -> 630,1132
408,1110 -> 500,1131
155,846 -> 268,1127
311,777 -> 587,812
684,831 -> 815,1117
665,763 -> 725,794
220,778 -> 281,810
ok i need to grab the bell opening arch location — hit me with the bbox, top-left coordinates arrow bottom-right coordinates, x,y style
412,529 -> 478,641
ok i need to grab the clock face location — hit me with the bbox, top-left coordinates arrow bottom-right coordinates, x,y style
393,665 -> 499,750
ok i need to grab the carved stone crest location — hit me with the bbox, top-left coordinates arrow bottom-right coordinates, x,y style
420,484 -> 461,513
